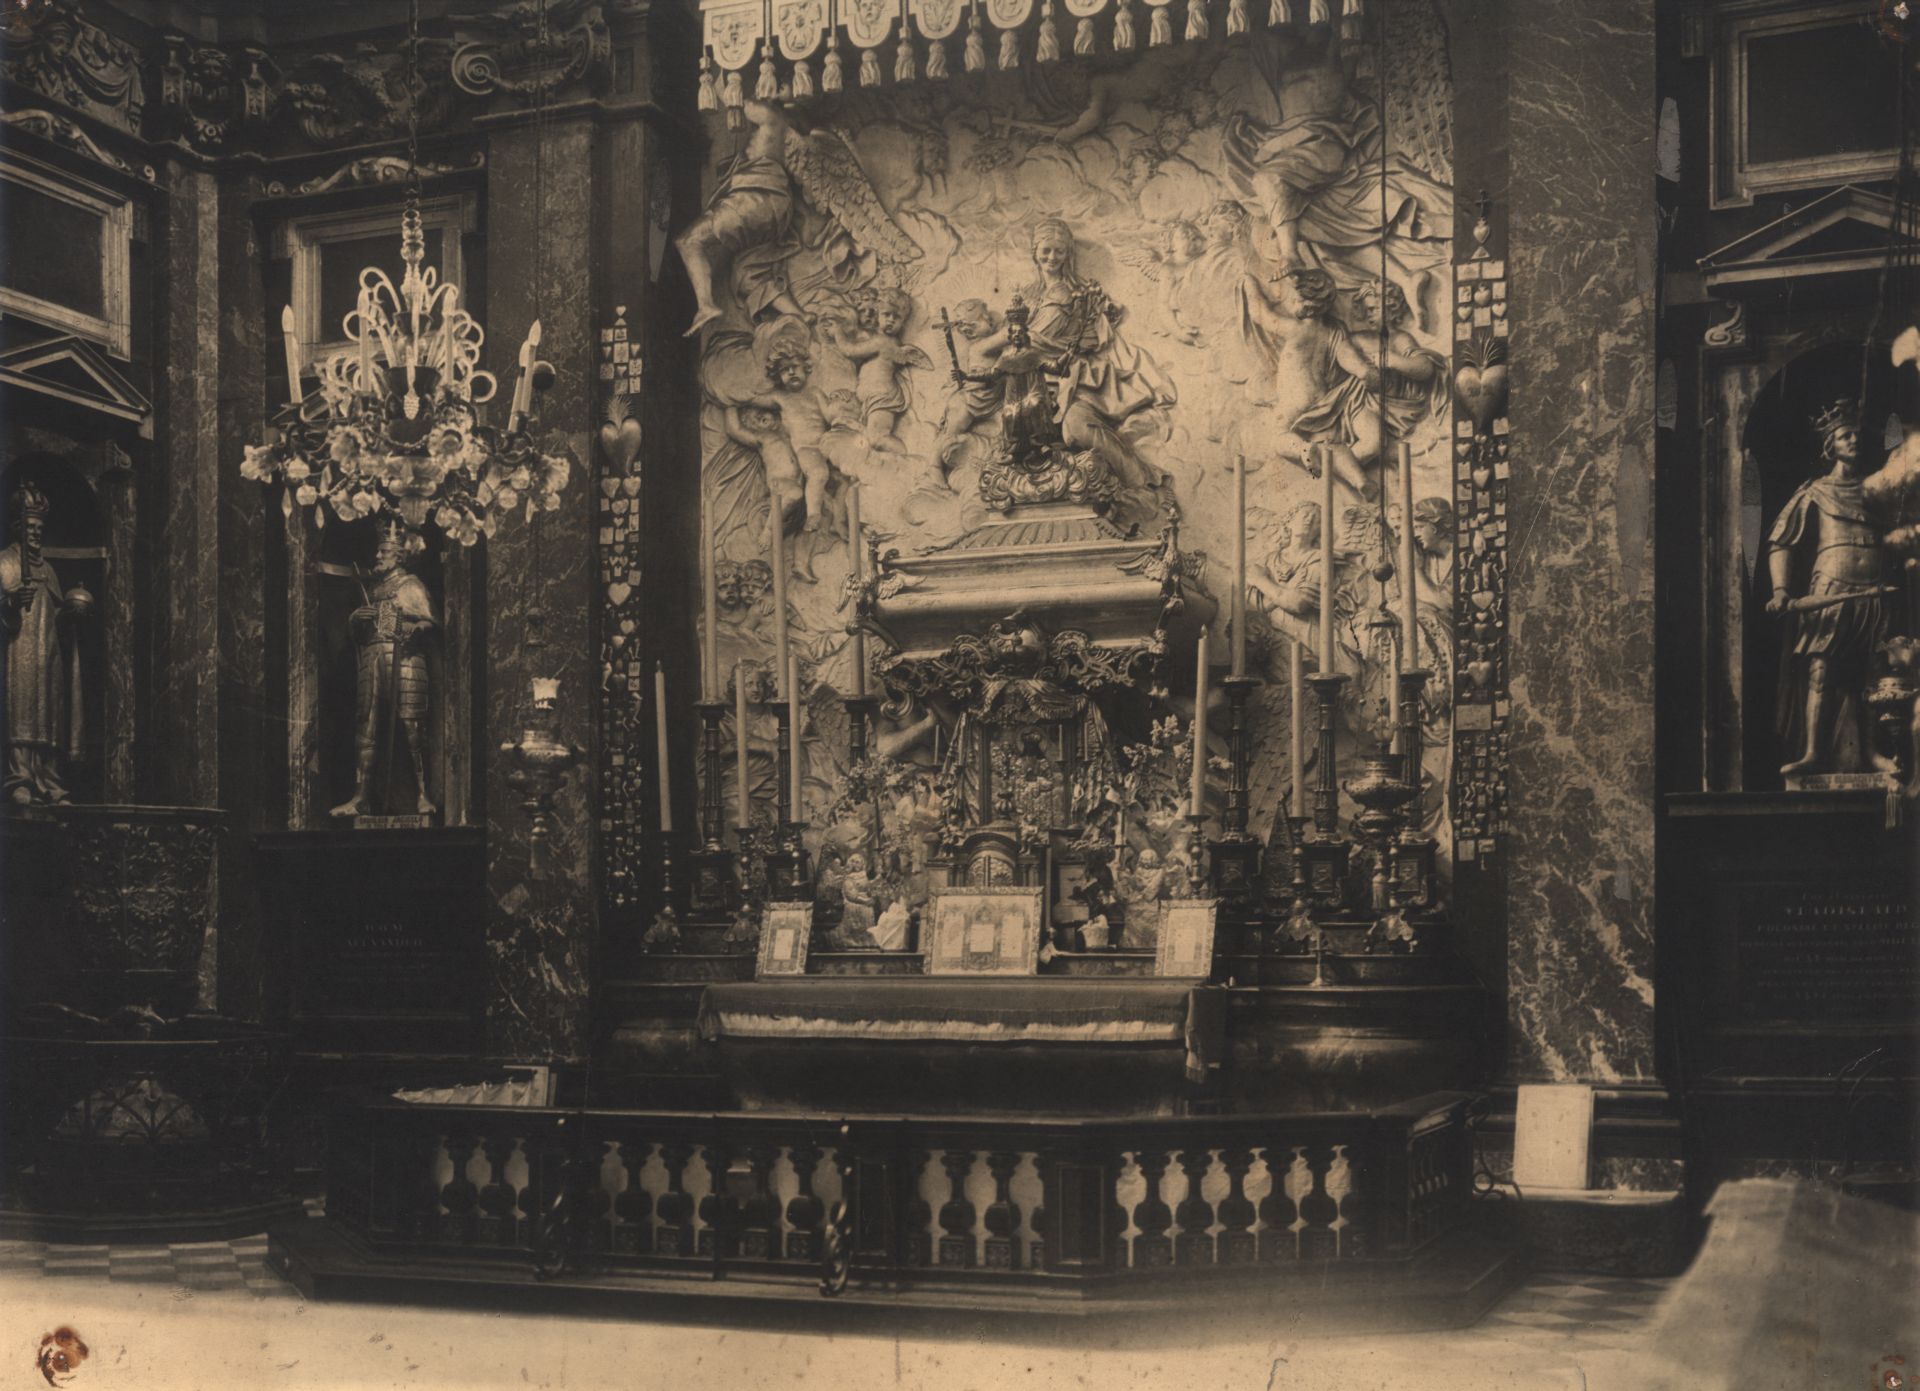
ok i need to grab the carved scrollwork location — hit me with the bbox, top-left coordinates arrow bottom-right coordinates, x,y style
278,41 -> 463,147
978,445 -> 1116,513
263,151 -> 485,199
0,108 -> 150,179
450,1 -> 611,101
877,616 -> 1157,710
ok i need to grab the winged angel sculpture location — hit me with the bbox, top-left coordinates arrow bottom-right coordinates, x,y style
677,99 -> 922,336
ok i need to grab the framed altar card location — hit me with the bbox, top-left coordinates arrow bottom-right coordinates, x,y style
925,887 -> 1044,976
1155,899 -> 1218,978
756,902 -> 814,977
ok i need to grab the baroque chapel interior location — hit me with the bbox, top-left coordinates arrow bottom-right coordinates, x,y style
0,0 -> 1915,1384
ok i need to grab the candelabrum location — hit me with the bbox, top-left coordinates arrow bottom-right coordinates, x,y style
845,693 -> 884,856
1207,674 -> 1263,904
498,678 -> 583,883
1299,672 -> 1351,908
689,699 -> 739,916
1343,747 -> 1418,950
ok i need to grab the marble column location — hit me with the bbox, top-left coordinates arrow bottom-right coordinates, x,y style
98,441 -> 137,803
484,116 -> 598,1061
150,158 -> 222,812
1506,0 -> 1658,1082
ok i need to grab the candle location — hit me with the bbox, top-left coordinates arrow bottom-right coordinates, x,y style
280,305 -> 304,405
1317,444 -> 1335,673
654,662 -> 673,833
771,512 -> 790,700
1399,441 -> 1418,659
787,654 -> 803,819
734,660 -> 750,826
1231,453 -> 1247,678
848,481 -> 867,699
1190,625 -> 1210,819
701,498 -> 719,701
1289,638 -> 1306,819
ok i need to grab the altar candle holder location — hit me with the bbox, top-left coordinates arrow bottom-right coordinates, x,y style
690,698 -> 739,916
1208,673 -> 1263,905
1300,672 -> 1351,909
766,697 -> 813,901
1391,667 -> 1439,914
1343,746 -> 1418,952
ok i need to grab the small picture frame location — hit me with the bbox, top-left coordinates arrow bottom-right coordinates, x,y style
925,886 -> 1044,976
756,902 -> 814,977
1155,899 -> 1218,978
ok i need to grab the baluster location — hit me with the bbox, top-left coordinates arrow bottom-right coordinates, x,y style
1131,1150 -> 1174,1267
1297,1144 -> 1339,1260
1024,1150 -> 1047,1271
739,1143 -> 780,1259
1173,1148 -> 1216,1266
476,1134 -> 517,1246
516,1141 -> 541,1250
655,1140 -> 695,1257
1258,1144 -> 1305,1262
584,1141 -> 616,1251
613,1137 -> 654,1254
982,1151 -> 1021,1270
413,1129 -> 445,1243
785,1142 -> 825,1261
937,1149 -> 977,1267
1330,1143 -> 1367,1258
440,1131 -> 479,1244
1216,1147 -> 1257,1264
906,1150 -> 934,1267
697,1144 -> 730,1258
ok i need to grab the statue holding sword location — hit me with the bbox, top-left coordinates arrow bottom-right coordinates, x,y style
1763,398 -> 1905,779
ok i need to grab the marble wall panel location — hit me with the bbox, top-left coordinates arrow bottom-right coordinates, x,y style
484,117 -> 598,1061
1506,0 -> 1658,1082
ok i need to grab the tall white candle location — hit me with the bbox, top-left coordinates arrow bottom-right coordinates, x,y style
1289,639 -> 1306,819
1399,441 -> 1418,659
1231,453 -> 1247,678
734,660 -> 750,826
702,500 -> 719,701
654,662 -> 673,834
280,305 -> 304,404
1318,445 -> 1335,673
848,481 -> 867,699
787,654 -> 803,819
1190,626 -> 1210,820
771,511 -> 790,699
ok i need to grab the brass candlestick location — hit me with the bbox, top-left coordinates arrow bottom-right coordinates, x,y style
1208,674 -> 1263,903
1393,668 -> 1438,913
690,699 -> 739,915
1299,673 -> 1351,908
1344,747 -> 1417,949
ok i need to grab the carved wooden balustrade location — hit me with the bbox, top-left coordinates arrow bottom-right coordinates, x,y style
319,1092 -> 1475,1294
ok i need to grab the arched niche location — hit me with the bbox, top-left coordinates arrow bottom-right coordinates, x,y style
1735,341 -> 1903,789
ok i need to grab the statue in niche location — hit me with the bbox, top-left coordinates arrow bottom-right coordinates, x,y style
822,287 -> 931,453
675,99 -> 922,337
1764,399 -> 1902,780
2,481 -> 90,808
330,516 -> 438,819
1295,280 -> 1448,498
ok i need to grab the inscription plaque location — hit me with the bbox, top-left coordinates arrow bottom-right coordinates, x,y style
1729,882 -> 1916,1025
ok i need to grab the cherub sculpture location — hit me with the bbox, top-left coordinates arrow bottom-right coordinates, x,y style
1238,268 -> 1355,475
935,298 -> 1003,476
823,287 -> 931,451
1294,278 -> 1447,497
676,99 -> 922,337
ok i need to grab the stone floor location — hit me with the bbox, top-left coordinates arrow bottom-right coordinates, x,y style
0,1219 -> 1674,1389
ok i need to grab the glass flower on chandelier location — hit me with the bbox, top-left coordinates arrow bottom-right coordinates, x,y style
240,195 -> 567,547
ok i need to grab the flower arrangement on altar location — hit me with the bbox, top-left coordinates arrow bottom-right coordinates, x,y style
240,196 -> 569,546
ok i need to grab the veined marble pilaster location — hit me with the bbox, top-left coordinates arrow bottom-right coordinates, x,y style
1506,0 -> 1658,1083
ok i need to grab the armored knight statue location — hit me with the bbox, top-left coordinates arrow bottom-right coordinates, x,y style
331,516 -> 438,819
1,481 -> 90,808
1764,399 -> 1899,780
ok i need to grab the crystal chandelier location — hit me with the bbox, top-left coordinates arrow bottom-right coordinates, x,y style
240,0 -> 566,547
